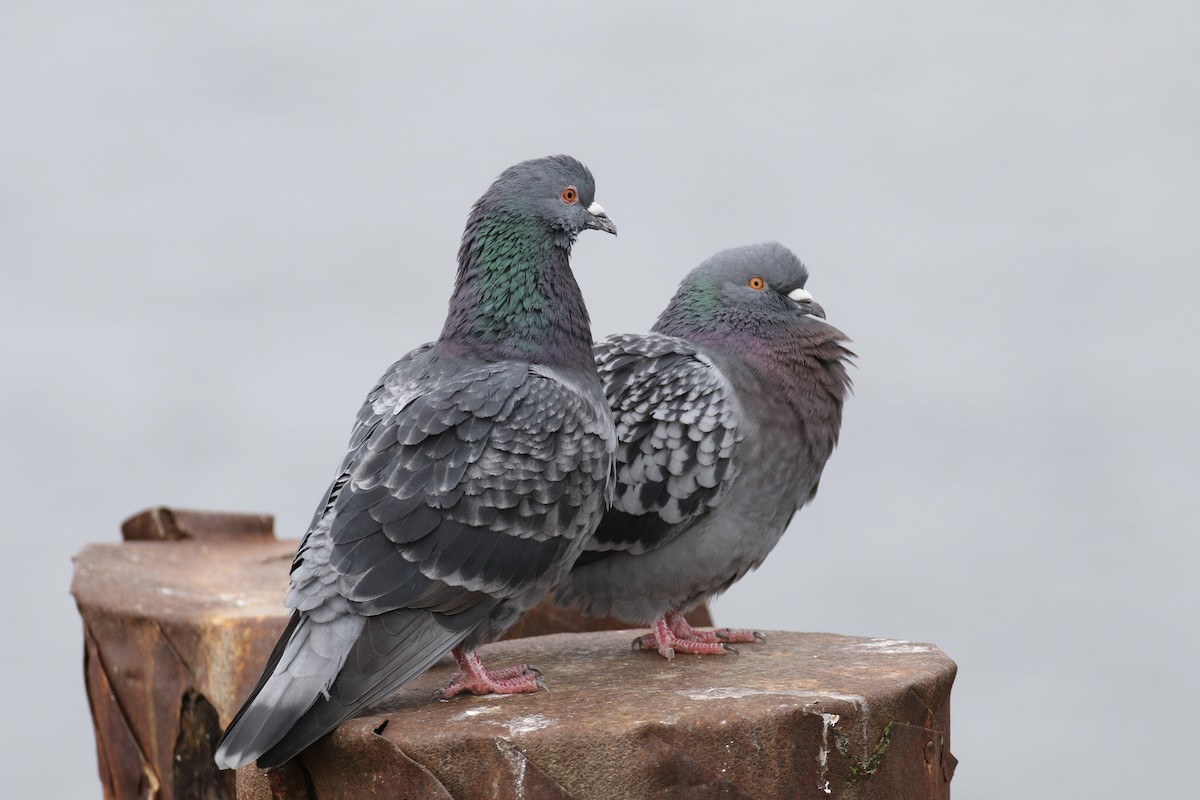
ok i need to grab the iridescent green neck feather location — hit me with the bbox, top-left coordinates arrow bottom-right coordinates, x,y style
439,209 -> 593,369
652,275 -> 723,336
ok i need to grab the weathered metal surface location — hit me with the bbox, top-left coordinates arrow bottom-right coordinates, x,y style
73,510 -> 292,800
74,507 -> 955,799
234,631 -> 956,800
120,507 -> 275,543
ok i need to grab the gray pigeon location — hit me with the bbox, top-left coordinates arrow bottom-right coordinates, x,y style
214,155 -> 617,770
556,242 -> 852,658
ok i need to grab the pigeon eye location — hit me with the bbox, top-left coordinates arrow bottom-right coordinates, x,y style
561,186 -> 578,204
748,276 -> 766,290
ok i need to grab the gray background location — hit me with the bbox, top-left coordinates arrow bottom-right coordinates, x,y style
3,3 -> 1197,797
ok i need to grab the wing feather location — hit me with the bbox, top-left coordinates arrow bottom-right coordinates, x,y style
587,333 -> 742,555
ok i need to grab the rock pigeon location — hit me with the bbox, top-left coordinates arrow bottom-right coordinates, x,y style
556,242 -> 853,659
214,155 -> 617,770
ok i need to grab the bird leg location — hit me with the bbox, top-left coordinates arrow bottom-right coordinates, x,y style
435,648 -> 544,699
633,609 -> 764,659
665,609 -> 765,645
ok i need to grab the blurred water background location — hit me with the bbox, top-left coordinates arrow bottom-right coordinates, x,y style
2,3 -> 1197,797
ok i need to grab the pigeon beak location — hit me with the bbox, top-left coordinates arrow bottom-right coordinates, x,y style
585,202 -> 617,235
788,287 -> 826,319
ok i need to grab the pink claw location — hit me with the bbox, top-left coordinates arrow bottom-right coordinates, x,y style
436,648 -> 544,699
634,610 -> 764,659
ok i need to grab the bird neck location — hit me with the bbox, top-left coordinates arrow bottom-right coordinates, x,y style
652,278 -> 722,336
657,315 -> 853,439
438,210 -> 594,369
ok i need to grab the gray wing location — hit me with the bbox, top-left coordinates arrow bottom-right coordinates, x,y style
585,332 -> 742,555
313,356 -> 609,614
216,346 -> 613,769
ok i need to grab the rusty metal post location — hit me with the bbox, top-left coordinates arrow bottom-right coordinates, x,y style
233,630 -> 956,800
73,509 -> 287,800
73,507 -> 955,800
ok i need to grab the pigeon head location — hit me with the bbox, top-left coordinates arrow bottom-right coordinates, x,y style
653,242 -> 827,339
472,155 -> 617,241
440,156 -> 615,367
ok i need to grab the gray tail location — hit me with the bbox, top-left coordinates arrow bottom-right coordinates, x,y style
217,608 -> 473,770
214,611 -> 364,770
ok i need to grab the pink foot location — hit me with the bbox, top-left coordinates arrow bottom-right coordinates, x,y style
435,648 -> 544,699
634,610 -> 766,659
667,609 -> 766,645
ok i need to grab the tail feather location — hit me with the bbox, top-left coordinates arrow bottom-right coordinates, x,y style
214,612 -> 364,770
255,609 -> 473,768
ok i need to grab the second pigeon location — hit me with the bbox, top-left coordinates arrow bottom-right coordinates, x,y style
557,242 -> 853,658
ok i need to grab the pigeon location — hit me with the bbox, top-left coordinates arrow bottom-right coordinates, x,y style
214,155 -> 617,770
556,242 -> 853,659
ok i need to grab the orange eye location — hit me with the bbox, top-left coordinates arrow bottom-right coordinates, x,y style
561,186 -> 578,204
748,276 -> 766,290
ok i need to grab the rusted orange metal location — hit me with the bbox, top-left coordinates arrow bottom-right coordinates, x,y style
72,507 -> 955,799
